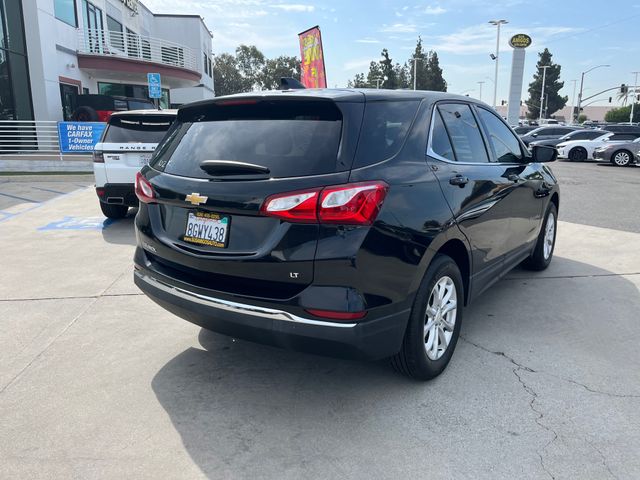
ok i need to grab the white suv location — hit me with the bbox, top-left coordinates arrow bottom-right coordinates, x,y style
93,110 -> 177,218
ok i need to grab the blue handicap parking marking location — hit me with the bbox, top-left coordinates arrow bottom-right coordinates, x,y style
38,216 -> 116,231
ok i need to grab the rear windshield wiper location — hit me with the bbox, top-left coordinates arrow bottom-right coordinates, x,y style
199,160 -> 271,176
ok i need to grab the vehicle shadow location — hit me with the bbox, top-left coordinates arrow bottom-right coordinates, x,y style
100,209 -> 137,246
150,256 -> 640,478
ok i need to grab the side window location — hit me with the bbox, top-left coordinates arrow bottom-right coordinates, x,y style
429,109 -> 456,161
438,103 -> 489,163
612,133 -> 640,141
476,107 -> 523,163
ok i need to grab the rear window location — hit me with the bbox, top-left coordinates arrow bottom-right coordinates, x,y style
103,115 -> 175,143
151,100 -> 343,179
353,100 -> 420,167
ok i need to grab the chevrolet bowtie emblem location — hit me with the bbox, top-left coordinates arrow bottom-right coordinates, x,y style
185,193 -> 208,205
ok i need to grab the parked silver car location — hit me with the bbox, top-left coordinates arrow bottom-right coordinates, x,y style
593,137 -> 640,166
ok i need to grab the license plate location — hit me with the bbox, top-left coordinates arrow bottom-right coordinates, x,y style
183,211 -> 230,248
139,153 -> 152,166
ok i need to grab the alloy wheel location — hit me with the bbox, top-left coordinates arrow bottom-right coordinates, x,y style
424,276 -> 457,360
613,151 -> 631,167
543,212 -> 556,260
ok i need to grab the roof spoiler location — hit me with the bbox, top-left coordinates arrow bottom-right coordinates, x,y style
280,77 -> 306,90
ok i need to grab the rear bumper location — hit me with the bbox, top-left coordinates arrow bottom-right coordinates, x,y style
133,256 -> 410,361
96,183 -> 137,207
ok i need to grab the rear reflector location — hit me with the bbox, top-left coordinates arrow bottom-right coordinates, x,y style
305,309 -> 367,321
95,187 -> 105,197
135,172 -> 156,204
261,181 -> 388,225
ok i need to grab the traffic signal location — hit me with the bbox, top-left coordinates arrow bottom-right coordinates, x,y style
609,97 -> 612,103
621,84 -> 628,94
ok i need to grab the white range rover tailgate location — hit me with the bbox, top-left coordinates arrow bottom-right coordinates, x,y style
96,112 -> 176,185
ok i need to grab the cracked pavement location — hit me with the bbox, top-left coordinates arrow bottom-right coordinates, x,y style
1,164 -> 639,479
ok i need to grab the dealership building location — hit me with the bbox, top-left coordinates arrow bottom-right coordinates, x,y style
1,0 -> 214,122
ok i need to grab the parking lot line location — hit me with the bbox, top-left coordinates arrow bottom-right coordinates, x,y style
0,187 -> 88,224
0,191 -> 40,203
30,185 -> 69,195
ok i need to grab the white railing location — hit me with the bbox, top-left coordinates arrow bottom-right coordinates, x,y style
0,121 -> 60,155
77,29 -> 198,72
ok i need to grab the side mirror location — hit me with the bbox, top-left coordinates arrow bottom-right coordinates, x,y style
531,133 -> 538,137
531,145 -> 557,163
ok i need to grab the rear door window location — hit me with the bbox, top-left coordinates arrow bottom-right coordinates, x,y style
151,100 -> 343,179
428,109 -> 456,161
353,100 -> 420,167
438,103 -> 489,163
103,115 -> 175,143
476,107 -> 523,163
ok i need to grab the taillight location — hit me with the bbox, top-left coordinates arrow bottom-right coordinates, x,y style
318,182 -> 388,225
260,188 -> 321,223
93,151 -> 104,163
135,172 -> 156,204
260,181 -> 388,226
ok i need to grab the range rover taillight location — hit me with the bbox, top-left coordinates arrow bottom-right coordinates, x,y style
135,172 -> 156,204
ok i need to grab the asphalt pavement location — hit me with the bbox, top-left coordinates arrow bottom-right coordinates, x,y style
0,164 -> 639,479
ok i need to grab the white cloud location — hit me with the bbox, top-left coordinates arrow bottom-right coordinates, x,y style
380,23 -> 417,33
270,4 -> 315,12
356,38 -> 381,44
424,5 -> 446,15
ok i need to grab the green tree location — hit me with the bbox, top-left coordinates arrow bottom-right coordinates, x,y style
347,73 -> 367,88
260,55 -> 301,90
409,37 -> 429,90
604,104 -> 640,123
379,49 -> 398,89
365,60 -> 383,87
235,45 -> 266,90
424,51 -> 446,91
525,48 -> 567,119
213,53 -> 246,97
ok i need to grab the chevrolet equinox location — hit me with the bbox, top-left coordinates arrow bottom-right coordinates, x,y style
133,89 -> 559,380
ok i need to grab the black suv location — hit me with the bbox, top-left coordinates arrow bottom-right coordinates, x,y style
134,90 -> 559,380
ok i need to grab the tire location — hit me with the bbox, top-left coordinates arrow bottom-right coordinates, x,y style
72,106 -> 99,122
611,150 -> 633,167
522,203 -> 557,271
568,147 -> 587,162
100,202 -> 128,219
391,254 -> 464,380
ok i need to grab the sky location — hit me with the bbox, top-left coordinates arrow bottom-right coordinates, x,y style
142,0 -> 640,107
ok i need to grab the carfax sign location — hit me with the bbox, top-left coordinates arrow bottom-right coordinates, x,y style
57,122 -> 107,153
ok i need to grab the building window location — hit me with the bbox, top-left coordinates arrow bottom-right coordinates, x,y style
209,57 -> 213,78
54,0 -> 77,27
82,0 -> 104,54
0,0 -> 34,121
203,52 -> 207,74
106,15 -> 123,51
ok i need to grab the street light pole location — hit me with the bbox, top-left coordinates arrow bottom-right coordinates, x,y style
538,66 -> 550,123
411,58 -> 423,91
630,71 -> 639,124
576,64 -> 610,123
489,19 -> 508,109
570,79 -> 577,124
477,81 -> 485,101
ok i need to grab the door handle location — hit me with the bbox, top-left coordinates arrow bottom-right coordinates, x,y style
449,175 -> 469,187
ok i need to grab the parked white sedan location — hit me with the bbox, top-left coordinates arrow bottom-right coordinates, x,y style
556,131 -> 640,161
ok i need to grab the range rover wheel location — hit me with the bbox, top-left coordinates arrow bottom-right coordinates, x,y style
611,150 -> 633,167
392,254 -> 463,380
100,202 -> 128,219
522,203 -> 557,271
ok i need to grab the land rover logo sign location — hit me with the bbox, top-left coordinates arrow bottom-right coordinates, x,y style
121,0 -> 138,13
509,34 -> 532,49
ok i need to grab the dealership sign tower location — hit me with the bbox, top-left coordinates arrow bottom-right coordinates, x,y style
507,34 -> 532,126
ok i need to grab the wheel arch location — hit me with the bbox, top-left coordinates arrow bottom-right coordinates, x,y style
436,239 -> 471,306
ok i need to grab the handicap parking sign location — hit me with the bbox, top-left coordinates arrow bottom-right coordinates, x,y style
148,73 -> 162,99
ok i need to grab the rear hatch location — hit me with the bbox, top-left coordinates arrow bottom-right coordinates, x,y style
141,96 -> 364,298
99,113 -> 175,184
